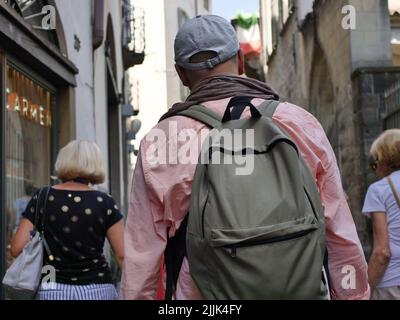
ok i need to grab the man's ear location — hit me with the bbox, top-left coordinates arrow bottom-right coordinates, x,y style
175,64 -> 190,87
237,49 -> 245,76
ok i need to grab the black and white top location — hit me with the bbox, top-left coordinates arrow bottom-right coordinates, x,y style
23,187 -> 123,285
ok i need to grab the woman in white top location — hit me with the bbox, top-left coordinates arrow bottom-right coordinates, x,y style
363,129 -> 400,300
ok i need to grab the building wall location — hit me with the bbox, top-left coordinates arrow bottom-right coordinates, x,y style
55,0 -> 95,141
349,0 -> 393,70
394,44 -> 400,66
262,0 -> 356,171
392,14 -> 400,66
130,0 -> 211,150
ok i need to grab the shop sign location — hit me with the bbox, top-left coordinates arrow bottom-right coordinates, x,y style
6,88 -> 52,127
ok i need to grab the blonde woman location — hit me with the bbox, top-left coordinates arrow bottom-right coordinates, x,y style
363,130 -> 400,300
10,140 -> 124,300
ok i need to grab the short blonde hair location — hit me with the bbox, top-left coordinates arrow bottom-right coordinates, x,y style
370,129 -> 400,170
55,140 -> 105,185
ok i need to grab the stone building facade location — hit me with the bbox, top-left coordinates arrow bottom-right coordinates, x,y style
260,0 -> 400,253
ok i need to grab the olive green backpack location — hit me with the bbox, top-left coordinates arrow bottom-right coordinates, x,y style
165,97 -> 328,300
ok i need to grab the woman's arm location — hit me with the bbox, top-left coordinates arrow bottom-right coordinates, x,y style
368,212 -> 391,289
10,218 -> 34,258
107,220 -> 124,269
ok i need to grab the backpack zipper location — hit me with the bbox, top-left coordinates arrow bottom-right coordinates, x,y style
227,229 -> 315,258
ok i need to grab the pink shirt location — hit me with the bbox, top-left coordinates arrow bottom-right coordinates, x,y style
120,98 -> 370,300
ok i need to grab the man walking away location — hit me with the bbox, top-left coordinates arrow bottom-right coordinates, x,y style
121,15 -> 370,300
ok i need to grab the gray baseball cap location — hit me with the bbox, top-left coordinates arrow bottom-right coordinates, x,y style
174,15 -> 240,71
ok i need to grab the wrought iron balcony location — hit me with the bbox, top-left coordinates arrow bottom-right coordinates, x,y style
122,0 -> 145,69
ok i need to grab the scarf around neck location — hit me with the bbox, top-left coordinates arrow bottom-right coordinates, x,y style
159,74 -> 280,122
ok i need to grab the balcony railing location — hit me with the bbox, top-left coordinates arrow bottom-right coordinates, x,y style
122,0 -> 145,69
384,80 -> 400,129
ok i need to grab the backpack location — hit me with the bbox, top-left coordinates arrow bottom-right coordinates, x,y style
164,97 -> 328,300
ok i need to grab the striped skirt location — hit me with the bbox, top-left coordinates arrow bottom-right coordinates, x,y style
39,283 -> 118,300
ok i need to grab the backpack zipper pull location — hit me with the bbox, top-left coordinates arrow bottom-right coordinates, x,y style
230,246 -> 237,258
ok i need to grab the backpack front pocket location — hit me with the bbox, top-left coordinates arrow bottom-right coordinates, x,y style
206,222 -> 323,300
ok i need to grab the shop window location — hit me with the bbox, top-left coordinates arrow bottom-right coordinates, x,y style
4,63 -> 54,268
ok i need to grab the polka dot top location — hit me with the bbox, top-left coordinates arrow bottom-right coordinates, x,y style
22,188 -> 123,285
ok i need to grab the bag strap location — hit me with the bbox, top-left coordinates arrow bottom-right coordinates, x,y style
177,105 -> 222,129
222,97 -> 262,123
388,176 -> 400,208
174,100 -> 281,128
33,186 -> 54,261
33,188 -> 46,231
40,187 -> 51,234
257,100 -> 281,119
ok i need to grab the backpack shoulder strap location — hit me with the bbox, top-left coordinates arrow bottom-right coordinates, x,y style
178,105 -> 222,128
164,105 -> 221,299
257,100 -> 281,119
